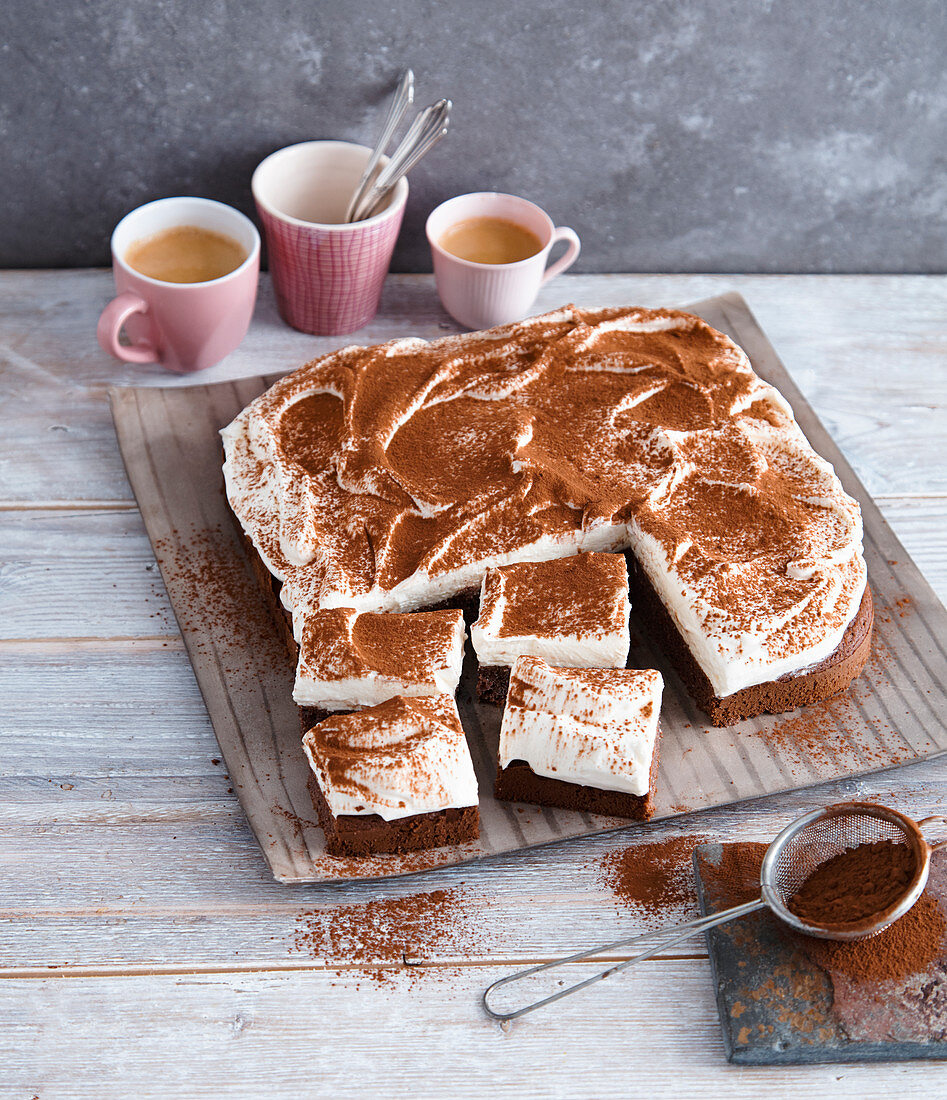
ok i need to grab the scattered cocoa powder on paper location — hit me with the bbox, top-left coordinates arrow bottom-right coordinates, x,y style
154,522 -> 289,680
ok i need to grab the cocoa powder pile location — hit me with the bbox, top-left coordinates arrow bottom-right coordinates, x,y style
785,838 -> 947,984
787,839 -> 916,927
600,834 -> 710,915
805,894 -> 947,983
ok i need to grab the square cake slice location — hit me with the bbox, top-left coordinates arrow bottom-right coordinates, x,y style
494,656 -> 662,820
293,607 -> 466,719
471,552 -> 631,703
302,694 -> 479,857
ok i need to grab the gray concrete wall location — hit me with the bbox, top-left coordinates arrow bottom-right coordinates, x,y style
2,0 -> 945,272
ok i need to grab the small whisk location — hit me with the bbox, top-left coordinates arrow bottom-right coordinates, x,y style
482,801 -> 947,1022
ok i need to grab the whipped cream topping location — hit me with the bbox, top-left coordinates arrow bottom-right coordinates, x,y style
301,694 -> 478,821
499,657 -> 662,797
222,305 -> 867,699
294,607 -> 466,711
471,552 -> 630,668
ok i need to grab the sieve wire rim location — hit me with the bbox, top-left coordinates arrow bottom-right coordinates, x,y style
759,800 -> 930,942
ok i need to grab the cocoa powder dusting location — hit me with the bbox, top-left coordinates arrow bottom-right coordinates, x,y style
600,834 -> 710,914
292,889 -> 476,986
787,839 -> 916,927
298,607 -> 463,682
227,305 -> 865,673
494,552 -> 628,639
805,894 -> 947,983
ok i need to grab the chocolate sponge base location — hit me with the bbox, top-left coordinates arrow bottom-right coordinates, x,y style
494,734 -> 660,821
307,776 -> 479,857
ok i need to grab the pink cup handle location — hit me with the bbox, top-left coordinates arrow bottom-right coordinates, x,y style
541,226 -> 581,284
96,291 -> 158,363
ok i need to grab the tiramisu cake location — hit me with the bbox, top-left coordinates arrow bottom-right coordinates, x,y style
301,694 -> 479,856
222,305 -> 870,727
471,552 -> 631,704
294,607 -> 466,725
495,657 -> 663,819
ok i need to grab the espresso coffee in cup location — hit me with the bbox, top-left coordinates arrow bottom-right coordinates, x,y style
125,225 -> 247,284
438,217 -> 543,265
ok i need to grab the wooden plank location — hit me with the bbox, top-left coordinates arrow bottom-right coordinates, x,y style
0,642 -> 217,774
2,963 -> 946,1099
2,273 -> 947,502
3,270 -> 945,392
0,509 -> 176,639
1,761 -> 946,973
0,381 -> 131,504
0,819 -> 707,967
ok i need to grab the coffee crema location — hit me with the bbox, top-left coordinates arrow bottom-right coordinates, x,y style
125,225 -> 247,284
439,217 -> 542,265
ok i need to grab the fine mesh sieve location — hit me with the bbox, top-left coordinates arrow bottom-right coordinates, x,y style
761,801 -> 946,941
483,801 -> 947,1022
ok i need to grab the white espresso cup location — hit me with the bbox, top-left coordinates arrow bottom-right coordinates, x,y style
426,192 -> 580,330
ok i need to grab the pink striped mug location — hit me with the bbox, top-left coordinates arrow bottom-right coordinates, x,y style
252,141 -> 408,336
427,192 -> 580,330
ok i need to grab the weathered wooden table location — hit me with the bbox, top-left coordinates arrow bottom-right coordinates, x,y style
2,271 -> 945,1097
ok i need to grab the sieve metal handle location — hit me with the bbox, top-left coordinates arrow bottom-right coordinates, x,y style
918,815 -> 947,852
482,898 -> 766,1022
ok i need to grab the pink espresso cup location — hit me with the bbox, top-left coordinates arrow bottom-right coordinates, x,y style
252,140 -> 408,336
97,197 -> 260,374
426,192 -> 580,330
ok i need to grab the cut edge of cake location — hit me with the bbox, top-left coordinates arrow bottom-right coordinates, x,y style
625,551 -> 874,725
493,658 -> 663,820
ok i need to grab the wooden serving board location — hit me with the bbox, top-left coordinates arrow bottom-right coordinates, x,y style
694,841 -> 947,1063
108,292 -> 947,884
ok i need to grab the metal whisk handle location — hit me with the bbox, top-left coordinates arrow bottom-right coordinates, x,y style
482,898 -> 765,1022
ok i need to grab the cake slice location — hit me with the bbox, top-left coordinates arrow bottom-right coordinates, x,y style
471,553 -> 631,704
494,656 -> 662,819
293,607 -> 466,722
302,694 -> 479,856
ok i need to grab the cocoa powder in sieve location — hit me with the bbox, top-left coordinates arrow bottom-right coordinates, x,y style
701,841 -> 947,986
787,839 -> 916,927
